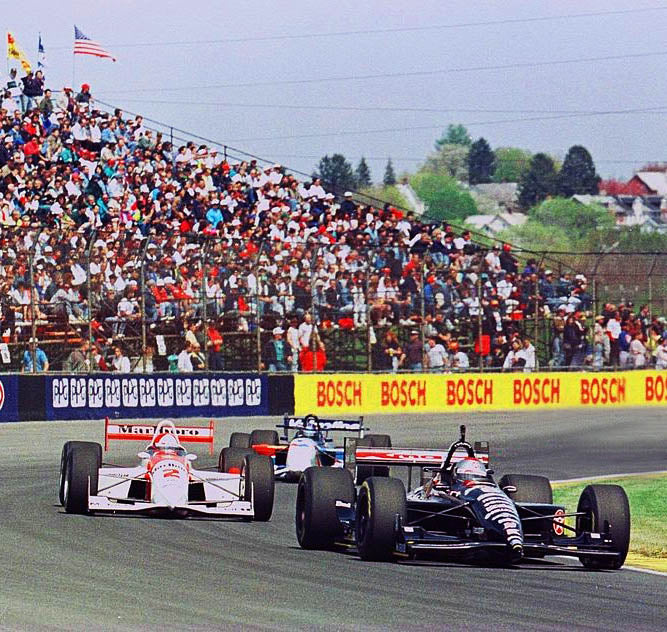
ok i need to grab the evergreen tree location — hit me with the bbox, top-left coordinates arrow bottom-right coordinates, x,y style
468,137 -> 495,184
355,157 -> 372,188
556,145 -> 600,197
493,147 -> 532,183
383,158 -> 396,186
435,123 -> 472,149
518,153 -> 557,209
315,153 -> 356,195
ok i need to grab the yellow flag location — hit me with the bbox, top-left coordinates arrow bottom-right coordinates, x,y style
7,31 -> 32,73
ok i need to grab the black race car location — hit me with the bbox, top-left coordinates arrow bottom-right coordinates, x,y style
295,426 -> 630,568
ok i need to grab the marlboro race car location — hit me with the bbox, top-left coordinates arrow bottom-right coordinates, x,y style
58,418 -> 274,520
295,425 -> 630,569
219,414 -> 391,482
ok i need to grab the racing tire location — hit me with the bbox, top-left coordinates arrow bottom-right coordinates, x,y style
356,476 -> 406,562
576,484 -> 630,570
229,432 -> 252,448
250,429 -> 280,447
219,447 -> 254,473
499,474 -> 553,504
59,441 -> 102,506
243,454 -> 275,521
355,434 -> 392,484
63,442 -> 101,514
296,467 -> 355,550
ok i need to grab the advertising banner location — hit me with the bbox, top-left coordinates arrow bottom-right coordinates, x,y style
294,370 -> 667,415
45,373 -> 268,421
0,375 -> 19,422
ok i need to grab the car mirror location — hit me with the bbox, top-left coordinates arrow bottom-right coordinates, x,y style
137,451 -> 150,459
186,453 -> 197,461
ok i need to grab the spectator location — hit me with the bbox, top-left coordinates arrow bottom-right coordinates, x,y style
503,338 -> 525,371
263,326 -> 291,372
66,340 -> 90,372
629,333 -> 647,369
177,342 -> 194,372
425,336 -> 448,371
606,311 -> 622,366
286,317 -> 300,372
404,329 -> 424,371
111,345 -> 130,372
22,338 -> 49,372
190,341 -> 206,370
450,341 -> 469,370
206,320 -> 224,370
656,337 -> 667,370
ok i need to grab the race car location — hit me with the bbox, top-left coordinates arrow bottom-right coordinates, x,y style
219,414 -> 392,482
58,418 -> 274,520
295,425 -> 630,569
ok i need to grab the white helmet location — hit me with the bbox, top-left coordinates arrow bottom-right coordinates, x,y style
154,433 -> 180,450
453,458 -> 487,482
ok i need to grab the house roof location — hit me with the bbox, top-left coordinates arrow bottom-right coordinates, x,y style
632,171 -> 667,196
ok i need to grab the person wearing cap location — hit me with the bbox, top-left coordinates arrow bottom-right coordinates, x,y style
405,329 -> 424,371
22,337 -> 49,373
262,326 -> 291,372
592,315 -> 610,369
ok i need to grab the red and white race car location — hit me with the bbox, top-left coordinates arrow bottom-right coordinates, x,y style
58,419 -> 274,520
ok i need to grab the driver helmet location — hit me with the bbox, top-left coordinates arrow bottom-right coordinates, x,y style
301,415 -> 319,440
153,432 -> 181,451
452,458 -> 488,482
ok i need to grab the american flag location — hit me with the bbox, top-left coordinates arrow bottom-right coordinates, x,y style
73,26 -> 116,62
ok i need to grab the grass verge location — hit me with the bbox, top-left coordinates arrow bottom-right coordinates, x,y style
553,473 -> 667,572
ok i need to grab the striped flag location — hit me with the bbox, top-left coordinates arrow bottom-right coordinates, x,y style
7,31 -> 32,73
37,33 -> 46,68
73,26 -> 116,62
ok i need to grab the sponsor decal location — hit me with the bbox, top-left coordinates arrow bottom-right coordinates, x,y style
316,380 -> 362,408
645,375 -> 667,402
446,378 -> 493,406
580,377 -> 626,404
121,379 -> 139,407
381,379 -> 426,407
553,508 -> 566,536
0,380 -> 4,411
476,490 -> 523,547
513,377 -> 560,405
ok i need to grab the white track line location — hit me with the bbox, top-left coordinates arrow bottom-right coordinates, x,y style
553,470 -> 667,484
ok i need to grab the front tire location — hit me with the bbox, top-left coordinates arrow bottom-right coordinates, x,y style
63,442 -> 101,514
243,454 -> 275,521
59,441 -> 102,506
356,476 -> 406,561
296,467 -> 355,549
577,484 -> 630,570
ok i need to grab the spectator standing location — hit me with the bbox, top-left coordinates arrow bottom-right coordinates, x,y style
111,345 -> 130,372
263,326 -> 291,372
503,338 -> 525,371
190,341 -> 206,370
177,342 -> 194,372
656,337 -> 667,370
425,336 -> 448,371
206,320 -> 224,370
404,329 -> 424,371
450,341 -> 470,370
22,338 -> 49,372
521,336 -> 537,372
286,318 -> 300,371
606,311 -> 621,366
629,333 -> 647,368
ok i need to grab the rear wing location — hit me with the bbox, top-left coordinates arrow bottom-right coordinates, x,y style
345,442 -> 489,469
279,414 -> 366,439
104,417 -> 215,455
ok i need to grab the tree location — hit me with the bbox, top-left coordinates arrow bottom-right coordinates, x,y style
531,198 -> 614,243
435,123 -> 472,149
355,157 -> 372,188
383,158 -> 396,186
556,145 -> 600,197
468,137 -> 495,185
518,153 -> 557,209
423,143 -> 470,181
493,147 -> 532,183
315,153 -> 356,195
410,171 -> 477,222
498,220 -> 573,254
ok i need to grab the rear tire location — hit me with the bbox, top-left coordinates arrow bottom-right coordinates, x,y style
499,474 -> 553,503
356,476 -> 406,561
243,454 -> 275,521
577,484 -> 630,570
229,432 -> 252,448
63,443 -> 101,514
296,467 -> 355,549
250,429 -> 280,447
59,441 -> 102,506
219,447 -> 254,473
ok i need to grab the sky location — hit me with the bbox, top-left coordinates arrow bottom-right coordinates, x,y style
5,0 -> 667,182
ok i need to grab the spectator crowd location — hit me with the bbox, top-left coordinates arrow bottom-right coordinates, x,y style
1,67 -> 665,374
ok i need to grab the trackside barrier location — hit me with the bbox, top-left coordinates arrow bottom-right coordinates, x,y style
293,370 -> 667,415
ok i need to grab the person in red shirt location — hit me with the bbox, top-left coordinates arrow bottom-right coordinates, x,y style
206,320 -> 224,370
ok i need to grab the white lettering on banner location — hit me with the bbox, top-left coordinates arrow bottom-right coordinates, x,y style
52,378 -> 69,408
0,381 -> 5,411
245,378 -> 262,406
140,379 -> 156,407
122,379 -> 139,407
88,378 -> 104,408
211,379 -> 227,406
228,378 -> 244,406
70,378 -> 87,408
176,379 -> 192,407
157,378 -> 174,407
193,379 -> 210,407
104,379 -> 121,408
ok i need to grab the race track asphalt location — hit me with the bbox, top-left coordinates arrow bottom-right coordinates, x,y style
1,408 -> 666,631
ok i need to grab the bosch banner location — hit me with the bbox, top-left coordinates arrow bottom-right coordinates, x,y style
0,375 -> 19,422
46,373 -> 267,420
294,371 -> 667,414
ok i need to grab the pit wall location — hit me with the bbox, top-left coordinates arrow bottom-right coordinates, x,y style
293,371 -> 667,415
